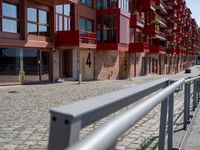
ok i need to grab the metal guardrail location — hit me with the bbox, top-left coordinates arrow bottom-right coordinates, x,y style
48,76 -> 200,150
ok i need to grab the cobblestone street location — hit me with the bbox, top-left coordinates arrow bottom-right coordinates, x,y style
0,66 -> 200,150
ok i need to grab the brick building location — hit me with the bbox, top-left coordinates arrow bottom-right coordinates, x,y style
0,0 -> 199,84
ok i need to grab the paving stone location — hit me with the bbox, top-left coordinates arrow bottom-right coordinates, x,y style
0,66 -> 199,150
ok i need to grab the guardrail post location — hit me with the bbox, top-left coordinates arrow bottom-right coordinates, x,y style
168,93 -> 174,150
48,112 -> 82,150
198,80 -> 200,102
193,80 -> 197,111
184,82 -> 190,130
109,142 -> 117,150
187,82 -> 191,119
159,98 -> 168,150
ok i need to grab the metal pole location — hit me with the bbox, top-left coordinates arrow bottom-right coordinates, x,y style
159,98 -> 168,150
184,83 -> 189,130
198,80 -> 200,102
187,83 -> 191,120
193,80 -> 197,111
168,93 -> 174,150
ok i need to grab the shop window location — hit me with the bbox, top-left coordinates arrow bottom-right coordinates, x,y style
1,1 -> 19,33
56,4 -> 72,31
27,7 -> 50,36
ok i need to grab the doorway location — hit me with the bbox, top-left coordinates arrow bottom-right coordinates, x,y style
61,50 -> 73,78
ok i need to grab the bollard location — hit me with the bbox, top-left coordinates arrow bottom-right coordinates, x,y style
79,73 -> 82,84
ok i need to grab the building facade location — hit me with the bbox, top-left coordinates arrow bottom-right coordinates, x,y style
0,0 -> 199,84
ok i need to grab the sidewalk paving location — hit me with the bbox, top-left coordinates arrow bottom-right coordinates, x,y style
0,66 -> 200,150
184,104 -> 200,150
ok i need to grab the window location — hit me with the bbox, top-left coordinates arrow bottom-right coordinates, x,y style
56,4 -> 72,31
79,17 -> 93,32
97,0 -> 117,9
80,0 -> 93,7
119,0 -> 128,11
97,15 -> 117,43
27,7 -> 50,36
1,1 -> 19,33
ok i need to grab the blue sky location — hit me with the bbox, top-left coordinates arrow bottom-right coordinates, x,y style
186,1 -> 200,26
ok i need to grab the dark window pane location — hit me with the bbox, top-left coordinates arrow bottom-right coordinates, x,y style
80,0 -> 92,7
2,2 -> 17,18
39,10 -> 48,24
2,19 -> 17,33
27,8 -> 37,22
86,20 -> 92,32
80,18 -> 85,31
80,17 -> 93,32
28,23 -> 37,34
0,48 -> 19,82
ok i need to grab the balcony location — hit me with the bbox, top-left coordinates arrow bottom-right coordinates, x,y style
152,13 -> 167,27
129,43 -> 150,53
164,0 -> 177,6
56,30 -> 96,48
167,48 -> 176,54
144,24 -> 166,40
141,0 -> 156,11
156,0 -> 168,14
130,14 -> 145,28
149,45 -> 165,53
168,8 -> 177,19
176,27 -> 183,35
167,34 -> 176,43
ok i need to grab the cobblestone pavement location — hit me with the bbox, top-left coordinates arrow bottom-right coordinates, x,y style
0,66 -> 200,150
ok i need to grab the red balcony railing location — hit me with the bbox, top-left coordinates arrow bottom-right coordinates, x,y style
141,0 -> 156,11
129,43 -> 150,52
167,48 -> 176,54
150,45 -> 164,53
168,8 -> 177,19
144,24 -> 166,39
56,30 -> 96,47
167,34 -> 176,42
165,0 -> 177,6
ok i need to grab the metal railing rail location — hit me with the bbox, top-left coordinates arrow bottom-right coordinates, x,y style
48,78 -> 169,150
48,76 -> 200,150
66,79 -> 185,150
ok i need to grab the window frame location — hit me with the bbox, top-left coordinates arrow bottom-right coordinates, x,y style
97,14 -> 118,43
0,0 -> 20,33
79,17 -> 94,32
56,4 -> 72,31
27,6 -> 50,36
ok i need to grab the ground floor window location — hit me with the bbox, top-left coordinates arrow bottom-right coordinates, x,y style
0,48 -> 50,82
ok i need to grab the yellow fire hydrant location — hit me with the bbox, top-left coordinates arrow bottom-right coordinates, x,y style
19,70 -> 25,82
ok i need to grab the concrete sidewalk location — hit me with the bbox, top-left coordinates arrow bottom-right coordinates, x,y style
184,105 -> 200,150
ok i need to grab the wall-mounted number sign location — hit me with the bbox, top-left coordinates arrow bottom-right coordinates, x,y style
86,52 -> 92,68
